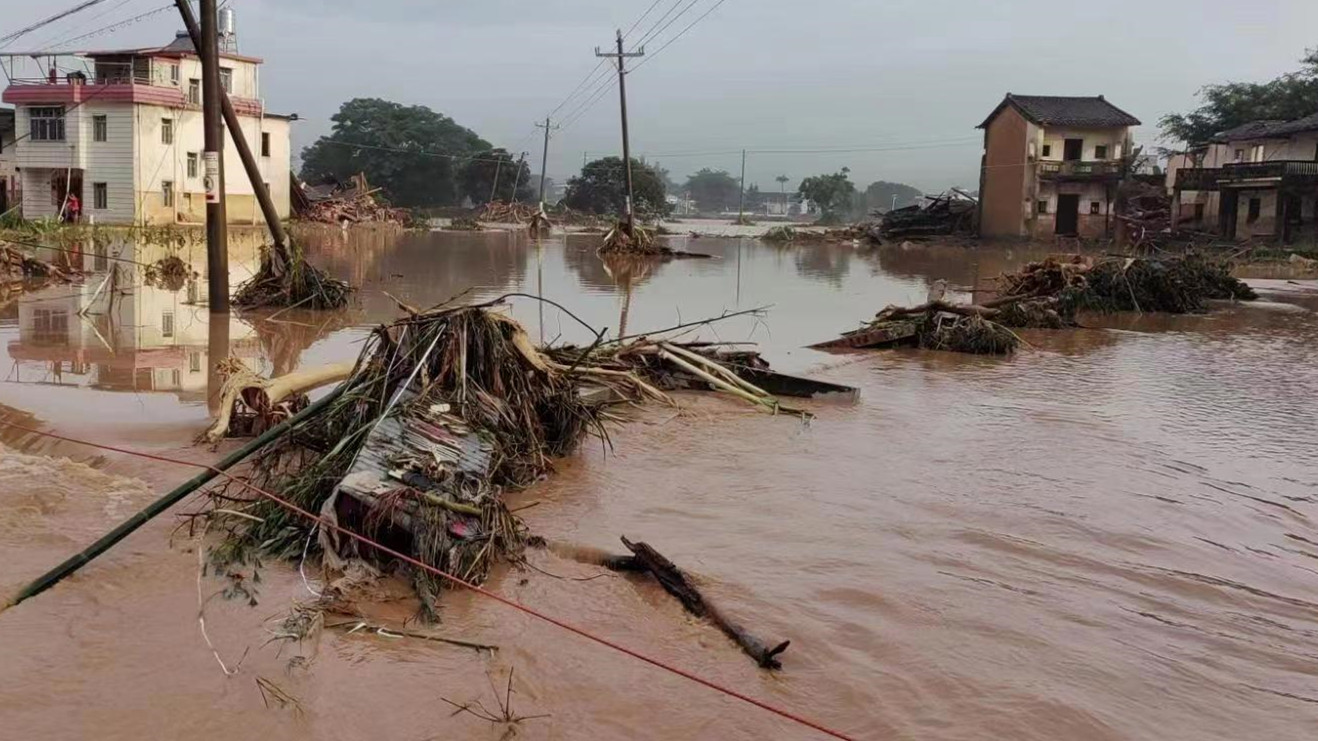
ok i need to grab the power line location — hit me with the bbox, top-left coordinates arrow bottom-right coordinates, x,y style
44,4 -> 174,51
24,0 -> 140,50
623,0 -> 668,40
631,0 -> 689,48
633,0 -> 730,71
633,0 -> 703,50
0,0 -> 118,48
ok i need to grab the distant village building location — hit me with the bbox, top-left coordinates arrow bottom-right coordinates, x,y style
976,94 -> 1140,239
0,23 -> 292,226
1168,114 -> 1318,243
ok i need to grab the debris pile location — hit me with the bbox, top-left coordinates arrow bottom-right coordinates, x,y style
763,223 -> 882,245
293,173 -> 413,225
879,189 -> 977,240
233,242 -> 352,310
446,216 -> 484,231
477,200 -> 538,223
1115,181 -> 1172,248
600,222 -> 668,255
1,244 -> 77,283
142,255 -> 195,292
812,253 -> 1256,355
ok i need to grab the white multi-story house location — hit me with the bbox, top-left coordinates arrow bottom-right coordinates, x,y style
1,29 -> 292,226
0,108 -> 16,215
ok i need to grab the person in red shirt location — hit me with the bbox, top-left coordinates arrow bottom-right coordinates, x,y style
65,193 -> 81,223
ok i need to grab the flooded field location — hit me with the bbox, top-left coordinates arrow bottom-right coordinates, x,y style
1,227 -> 1317,740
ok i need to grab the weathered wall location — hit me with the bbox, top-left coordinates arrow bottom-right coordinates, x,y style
1034,126 -> 1132,162
1030,181 -> 1112,239
1234,189 -> 1278,240
979,106 -> 1029,238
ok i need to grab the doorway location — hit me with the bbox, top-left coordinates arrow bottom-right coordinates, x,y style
0,177 -> 7,215
1219,190 -> 1239,239
1063,139 -> 1083,161
1055,194 -> 1080,236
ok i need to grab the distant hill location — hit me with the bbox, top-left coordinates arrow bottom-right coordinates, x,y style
856,181 -> 924,217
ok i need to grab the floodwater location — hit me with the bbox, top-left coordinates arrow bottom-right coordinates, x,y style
1,227 -> 1317,740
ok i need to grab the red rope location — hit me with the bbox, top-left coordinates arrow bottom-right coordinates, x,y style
0,421 -> 857,741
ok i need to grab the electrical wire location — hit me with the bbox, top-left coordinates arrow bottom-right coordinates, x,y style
632,0 -> 730,71
0,0 -> 119,48
43,5 -> 175,51
22,0 -> 141,51
0,419 -> 859,741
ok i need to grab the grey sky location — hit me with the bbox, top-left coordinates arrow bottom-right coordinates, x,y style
3,0 -> 1317,193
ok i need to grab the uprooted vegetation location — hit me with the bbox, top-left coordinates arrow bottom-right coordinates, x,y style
195,301 -> 833,631
813,253 -> 1257,355
234,242 -> 352,310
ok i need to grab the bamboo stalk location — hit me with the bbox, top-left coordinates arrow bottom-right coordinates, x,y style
0,385 -> 347,616
658,342 -> 771,399
657,348 -> 801,416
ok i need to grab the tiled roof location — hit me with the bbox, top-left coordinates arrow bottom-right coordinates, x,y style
1214,113 -> 1318,142
979,94 -> 1141,129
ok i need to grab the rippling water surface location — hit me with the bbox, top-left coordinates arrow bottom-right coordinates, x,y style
1,228 -> 1315,740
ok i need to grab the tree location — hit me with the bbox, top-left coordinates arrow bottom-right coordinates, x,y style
798,169 -> 856,224
300,98 -> 491,207
861,181 -> 923,214
563,157 -> 670,217
457,149 -> 534,204
1161,49 -> 1318,144
683,168 -> 741,213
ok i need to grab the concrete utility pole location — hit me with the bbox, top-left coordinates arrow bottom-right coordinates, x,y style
510,151 -> 527,203
488,155 -> 503,204
175,0 -> 287,258
199,0 -> 227,311
536,117 -> 559,206
596,30 -> 644,235
738,149 -> 747,221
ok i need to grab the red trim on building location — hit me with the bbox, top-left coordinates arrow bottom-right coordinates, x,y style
2,83 -> 262,115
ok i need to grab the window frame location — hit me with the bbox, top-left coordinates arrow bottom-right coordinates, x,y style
161,117 -> 174,145
1090,201 -> 1101,215
1041,144 -> 1052,158
261,132 -> 271,157
28,106 -> 66,142
92,114 -> 108,142
169,63 -> 180,85
93,182 -> 108,210
162,180 -> 175,208
161,311 -> 175,338
1094,145 -> 1109,160
187,152 -> 199,179
188,79 -> 201,105
219,67 -> 233,94
1036,199 -> 1049,215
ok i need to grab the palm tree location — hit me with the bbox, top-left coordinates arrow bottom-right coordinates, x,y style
775,175 -> 789,215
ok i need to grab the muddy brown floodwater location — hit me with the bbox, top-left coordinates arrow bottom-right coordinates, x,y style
2,228 -> 1317,740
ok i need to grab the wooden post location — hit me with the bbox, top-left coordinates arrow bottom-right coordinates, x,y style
738,149 -> 747,222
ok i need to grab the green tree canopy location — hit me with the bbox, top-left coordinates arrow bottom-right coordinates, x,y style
299,98 -> 490,207
799,169 -> 856,224
682,168 -> 741,213
457,149 -> 534,204
860,181 -> 923,214
1161,49 -> 1318,145
563,157 -> 670,217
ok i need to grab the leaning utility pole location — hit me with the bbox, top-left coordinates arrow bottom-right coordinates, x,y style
596,30 -> 644,235
199,0 -> 227,312
536,117 -> 559,206
738,149 -> 747,222
510,151 -> 527,203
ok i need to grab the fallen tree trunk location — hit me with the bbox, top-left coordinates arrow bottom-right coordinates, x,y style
203,362 -> 355,443
611,536 -> 791,669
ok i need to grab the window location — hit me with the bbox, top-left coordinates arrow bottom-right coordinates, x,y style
1094,145 -> 1109,160
161,311 -> 175,338
1036,200 -> 1049,215
1247,197 -> 1261,223
93,182 -> 107,210
162,180 -> 175,207
188,79 -> 200,105
28,107 -> 66,141
1251,144 -> 1265,162
1041,144 -> 1052,158
93,115 -> 107,142
188,351 -> 202,373
171,369 -> 182,386
161,117 -> 174,145
1234,149 -> 1244,162
170,64 -> 180,85
261,132 -> 271,157
187,152 -> 199,178
219,67 -> 233,93
1090,201 -> 1101,215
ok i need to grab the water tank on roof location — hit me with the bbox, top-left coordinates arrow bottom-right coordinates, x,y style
218,7 -> 236,36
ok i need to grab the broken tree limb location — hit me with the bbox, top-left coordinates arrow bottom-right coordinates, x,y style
203,362 -> 355,444
617,536 -> 791,670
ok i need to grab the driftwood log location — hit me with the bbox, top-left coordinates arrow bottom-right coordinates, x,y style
609,536 -> 791,669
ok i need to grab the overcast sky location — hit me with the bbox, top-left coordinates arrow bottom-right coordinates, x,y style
3,0 -> 1317,192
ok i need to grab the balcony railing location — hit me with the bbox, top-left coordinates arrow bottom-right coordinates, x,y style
1038,160 -> 1124,179
1174,160 -> 1318,190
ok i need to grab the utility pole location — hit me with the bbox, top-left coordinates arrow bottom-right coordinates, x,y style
536,117 -> 559,206
488,155 -> 503,204
510,151 -> 527,203
738,149 -> 747,222
596,30 -> 644,235
199,0 -> 227,311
